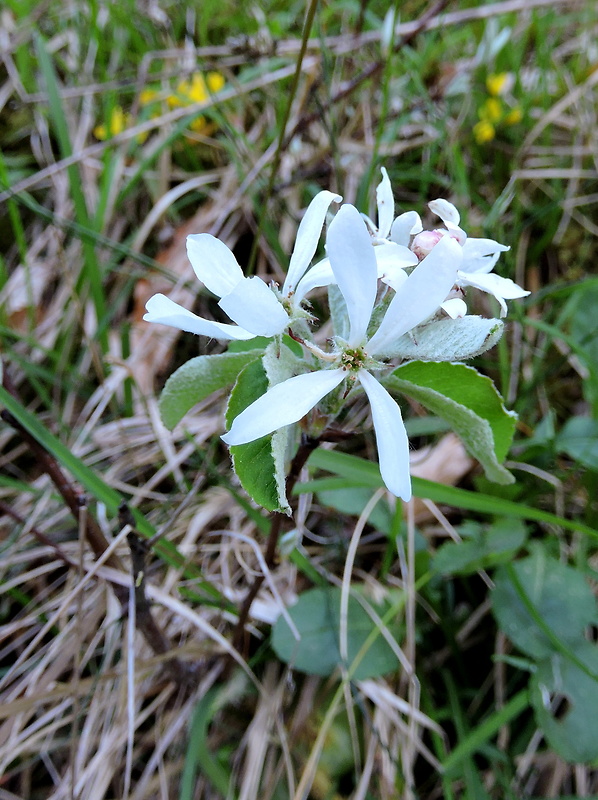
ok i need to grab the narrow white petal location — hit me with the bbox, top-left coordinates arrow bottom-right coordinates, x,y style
368,236 -> 463,356
358,370 -> 411,500
283,190 -> 342,297
441,223 -> 467,246
326,204 -> 377,347
144,293 -> 255,340
218,276 -> 290,336
429,198 -> 461,226
294,257 -> 335,304
390,211 -> 423,246
461,237 -> 510,274
222,368 -> 346,445
376,167 -> 395,240
458,271 -> 530,317
186,234 -> 244,297
441,297 -> 468,319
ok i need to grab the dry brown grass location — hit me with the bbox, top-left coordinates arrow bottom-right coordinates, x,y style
1,0 -> 598,797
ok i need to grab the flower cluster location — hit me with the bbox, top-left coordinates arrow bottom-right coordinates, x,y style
166,72 -> 225,134
144,170 -> 529,501
94,71 -> 225,142
94,106 -> 137,141
473,72 -> 523,145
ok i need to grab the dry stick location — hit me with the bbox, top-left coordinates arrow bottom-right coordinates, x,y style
232,428 -> 352,655
1,377 -> 190,683
119,502 -> 190,684
281,0 -> 451,150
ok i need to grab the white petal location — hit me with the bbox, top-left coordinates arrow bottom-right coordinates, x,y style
218,276 -> 290,336
186,234 -> 245,298
294,257 -> 335,304
358,370 -> 411,500
441,297 -> 467,318
326,204 -> 377,347
375,247 -> 411,292
461,237 -> 510,274
429,198 -> 460,226
144,293 -> 255,340
222,368 -> 346,445
282,190 -> 342,297
376,167 -> 395,240
376,241 -> 418,271
457,271 -> 530,317
440,223 -> 467,246
368,236 -> 463,356
390,211 -> 423,246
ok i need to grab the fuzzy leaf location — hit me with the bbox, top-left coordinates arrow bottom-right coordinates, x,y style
386,360 -> 516,483
159,349 -> 265,429
383,316 -> 503,361
225,358 -> 289,513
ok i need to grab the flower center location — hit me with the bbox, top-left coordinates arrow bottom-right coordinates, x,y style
340,347 -> 367,371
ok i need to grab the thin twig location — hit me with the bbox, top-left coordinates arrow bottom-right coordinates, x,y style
119,503 -> 191,685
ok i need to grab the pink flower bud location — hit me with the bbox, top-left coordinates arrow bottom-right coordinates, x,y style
411,230 -> 443,259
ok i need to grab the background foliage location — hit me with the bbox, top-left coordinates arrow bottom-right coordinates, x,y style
1,0 -> 597,798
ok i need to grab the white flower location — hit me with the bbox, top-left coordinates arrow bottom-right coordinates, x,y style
143,190 -> 341,340
419,198 -> 529,317
372,169 -> 529,318
222,204 -> 463,501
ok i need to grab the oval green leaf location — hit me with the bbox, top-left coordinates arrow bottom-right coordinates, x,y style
159,349 -> 265,429
271,586 -> 399,679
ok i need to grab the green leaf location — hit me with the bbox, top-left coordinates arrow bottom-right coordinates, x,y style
530,643 -> 598,763
434,518 -> 528,576
492,551 -> 597,660
384,316 -> 504,361
271,587 -> 399,679
556,416 -> 598,470
159,349 -> 264,429
225,359 -> 289,513
386,361 -> 516,484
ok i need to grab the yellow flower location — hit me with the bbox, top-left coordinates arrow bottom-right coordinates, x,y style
486,72 -> 514,97
139,88 -> 159,106
479,97 -> 503,123
94,105 -> 149,143
94,106 -> 131,140
473,119 -> 495,144
206,72 -> 225,93
168,71 -> 225,109
504,107 -> 523,125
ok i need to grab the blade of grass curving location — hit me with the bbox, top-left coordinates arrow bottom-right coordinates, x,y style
441,689 -> 530,776
300,449 -> 598,539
